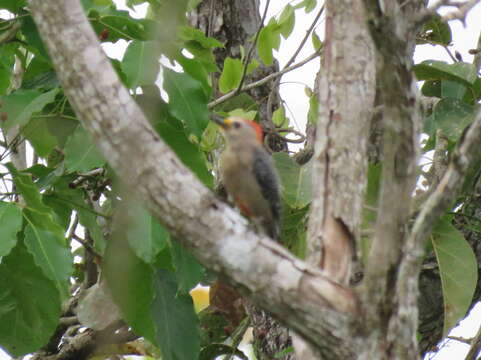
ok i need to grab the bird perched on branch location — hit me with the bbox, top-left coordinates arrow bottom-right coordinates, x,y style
213,116 -> 281,241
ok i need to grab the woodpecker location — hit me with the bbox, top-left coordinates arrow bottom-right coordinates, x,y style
213,116 -> 281,241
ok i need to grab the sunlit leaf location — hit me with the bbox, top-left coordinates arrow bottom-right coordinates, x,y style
219,57 -> 243,93
278,4 -> 295,39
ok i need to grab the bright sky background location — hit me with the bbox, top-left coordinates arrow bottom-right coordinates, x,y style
1,0 -> 481,359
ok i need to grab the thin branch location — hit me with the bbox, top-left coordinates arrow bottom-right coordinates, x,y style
465,322 -> 481,360
443,45 -> 458,62
72,234 -> 101,259
0,21 -> 21,44
472,29 -> 481,71
415,0 -> 481,24
236,0 -> 271,93
447,335 -> 472,344
208,51 -> 321,108
284,6 -> 324,69
441,0 -> 481,21
69,168 -> 104,188
66,212 -> 79,240
266,5 -> 324,124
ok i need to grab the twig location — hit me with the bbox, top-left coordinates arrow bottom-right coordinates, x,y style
72,234 -> 101,259
447,335 -> 472,344
66,213 -> 79,240
208,51 -> 321,108
407,107 -> 481,260
465,322 -> 481,359
443,45 -> 458,62
442,0 -> 481,22
69,168 -> 104,188
0,21 -> 21,45
266,5 -> 324,124
236,0 -> 271,93
472,29 -> 481,71
414,0 -> 480,26
273,127 -> 306,143
284,5 -> 324,69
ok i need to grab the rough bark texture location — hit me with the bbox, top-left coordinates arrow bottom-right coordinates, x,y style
307,0 -> 375,282
28,1 -> 359,359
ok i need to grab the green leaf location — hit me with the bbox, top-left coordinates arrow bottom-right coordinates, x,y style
23,223 -> 72,297
0,241 -> 61,357
22,116 -> 58,157
0,0 -> 27,12
104,227 -> 157,342
272,106 -> 288,127
163,67 -> 209,139
88,8 -> 153,42
0,88 -> 59,131
227,108 -> 257,120
78,208 -> 107,254
179,26 -> 223,49
0,202 -> 22,257
154,115 -> 214,188
257,21 -> 281,66
273,152 -> 312,208
176,55 -> 212,98
311,32 -> 323,52
5,163 -> 52,214
418,16 -> 452,46
219,57 -> 243,93
0,43 -> 17,95
152,269 -> 200,360
414,60 -> 478,87
431,217 -> 477,334
421,80 -> 441,98
171,240 -> 204,293
441,80 -> 467,100
64,126 -> 105,172
280,204 -> 308,258
125,202 -> 169,264
431,98 -> 476,142
22,16 -> 51,61
22,56 -> 58,90
122,40 -> 161,88
294,0 -> 317,13
307,93 -> 319,124
278,4 -> 295,39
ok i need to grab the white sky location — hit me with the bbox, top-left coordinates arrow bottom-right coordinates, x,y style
1,0 -> 481,359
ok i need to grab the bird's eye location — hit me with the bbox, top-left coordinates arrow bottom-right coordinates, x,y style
233,122 -> 241,129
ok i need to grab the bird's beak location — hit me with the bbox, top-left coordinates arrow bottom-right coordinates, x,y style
211,115 -> 231,129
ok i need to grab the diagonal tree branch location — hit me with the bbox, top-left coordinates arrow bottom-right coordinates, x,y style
27,0 -> 359,357
405,109 -> 481,262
